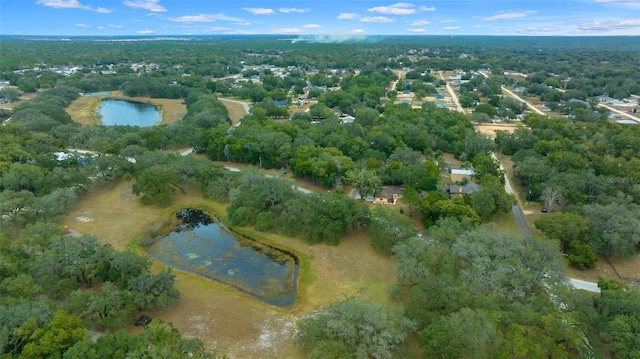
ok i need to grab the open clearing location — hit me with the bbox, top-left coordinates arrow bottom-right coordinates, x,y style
474,123 -> 519,139
217,97 -> 249,125
66,91 -> 186,126
58,181 -> 397,358
0,92 -> 38,110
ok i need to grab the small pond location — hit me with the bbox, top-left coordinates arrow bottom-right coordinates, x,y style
98,99 -> 161,127
148,209 -> 298,307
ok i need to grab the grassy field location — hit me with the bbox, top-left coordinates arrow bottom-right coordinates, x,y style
58,180 -> 397,358
0,93 -> 38,110
217,97 -> 249,125
66,91 -> 187,126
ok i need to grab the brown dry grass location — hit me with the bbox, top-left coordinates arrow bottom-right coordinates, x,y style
567,255 -> 619,283
66,91 -> 186,126
218,98 -> 249,125
474,123 -> 518,139
0,93 -> 38,110
442,152 -> 463,169
58,180 -> 398,358
66,96 -> 102,126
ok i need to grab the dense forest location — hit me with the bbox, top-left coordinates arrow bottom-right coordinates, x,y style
1,36 -> 639,358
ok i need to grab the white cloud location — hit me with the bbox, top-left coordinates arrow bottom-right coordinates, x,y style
123,0 -> 166,12
272,27 -> 304,34
169,13 -> 244,23
412,20 -> 430,25
97,26 -> 105,29
350,29 -> 365,34
235,22 -> 252,26
37,0 -> 89,10
516,27 -> 558,34
337,12 -> 359,20
302,24 -> 323,29
210,26 -> 232,32
419,6 -> 436,11
243,7 -> 275,15
578,19 -> 640,30
137,28 -> 155,34
483,11 -> 537,21
407,28 -> 426,33
440,19 -> 458,23
368,2 -> 416,15
279,8 -> 310,13
36,0 -> 110,13
169,14 -> 216,22
107,24 -> 123,28
594,0 -> 640,8
361,16 -> 393,23
443,26 -> 460,30
75,23 -> 92,28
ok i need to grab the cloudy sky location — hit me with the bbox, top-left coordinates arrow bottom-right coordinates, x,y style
1,0 -> 639,36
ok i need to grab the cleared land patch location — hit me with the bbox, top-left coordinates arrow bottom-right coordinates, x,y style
58,181 -> 397,358
218,97 -> 249,125
474,123 -> 519,139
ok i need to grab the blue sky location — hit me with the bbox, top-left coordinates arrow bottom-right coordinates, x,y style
1,0 -> 639,36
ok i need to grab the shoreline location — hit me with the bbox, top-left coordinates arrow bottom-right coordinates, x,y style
72,90 -> 175,127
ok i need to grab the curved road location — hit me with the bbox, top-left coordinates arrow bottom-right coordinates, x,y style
218,98 -> 250,114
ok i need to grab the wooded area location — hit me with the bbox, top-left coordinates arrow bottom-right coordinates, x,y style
1,35 -> 639,358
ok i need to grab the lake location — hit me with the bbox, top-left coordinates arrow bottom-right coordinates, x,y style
98,99 -> 161,127
148,209 -> 299,307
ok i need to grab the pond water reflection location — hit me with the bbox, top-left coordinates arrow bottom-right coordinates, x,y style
98,99 -> 160,127
148,209 -> 298,307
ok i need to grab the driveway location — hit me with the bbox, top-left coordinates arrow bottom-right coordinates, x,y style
492,153 -> 599,292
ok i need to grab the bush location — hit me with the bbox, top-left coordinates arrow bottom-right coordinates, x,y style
255,212 -> 274,232
228,206 -> 255,227
567,242 -> 598,269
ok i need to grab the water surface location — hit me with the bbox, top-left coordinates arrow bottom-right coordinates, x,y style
98,99 -> 160,127
148,209 -> 298,307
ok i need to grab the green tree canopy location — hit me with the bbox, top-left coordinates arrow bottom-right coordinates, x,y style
295,297 -> 415,359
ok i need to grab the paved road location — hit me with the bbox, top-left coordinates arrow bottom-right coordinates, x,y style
438,71 -> 464,113
501,86 -> 545,115
481,71 -> 548,116
598,102 -> 640,123
511,204 -> 533,235
492,153 -> 600,293
218,98 -> 250,114
570,278 -> 601,293
492,153 -> 532,235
